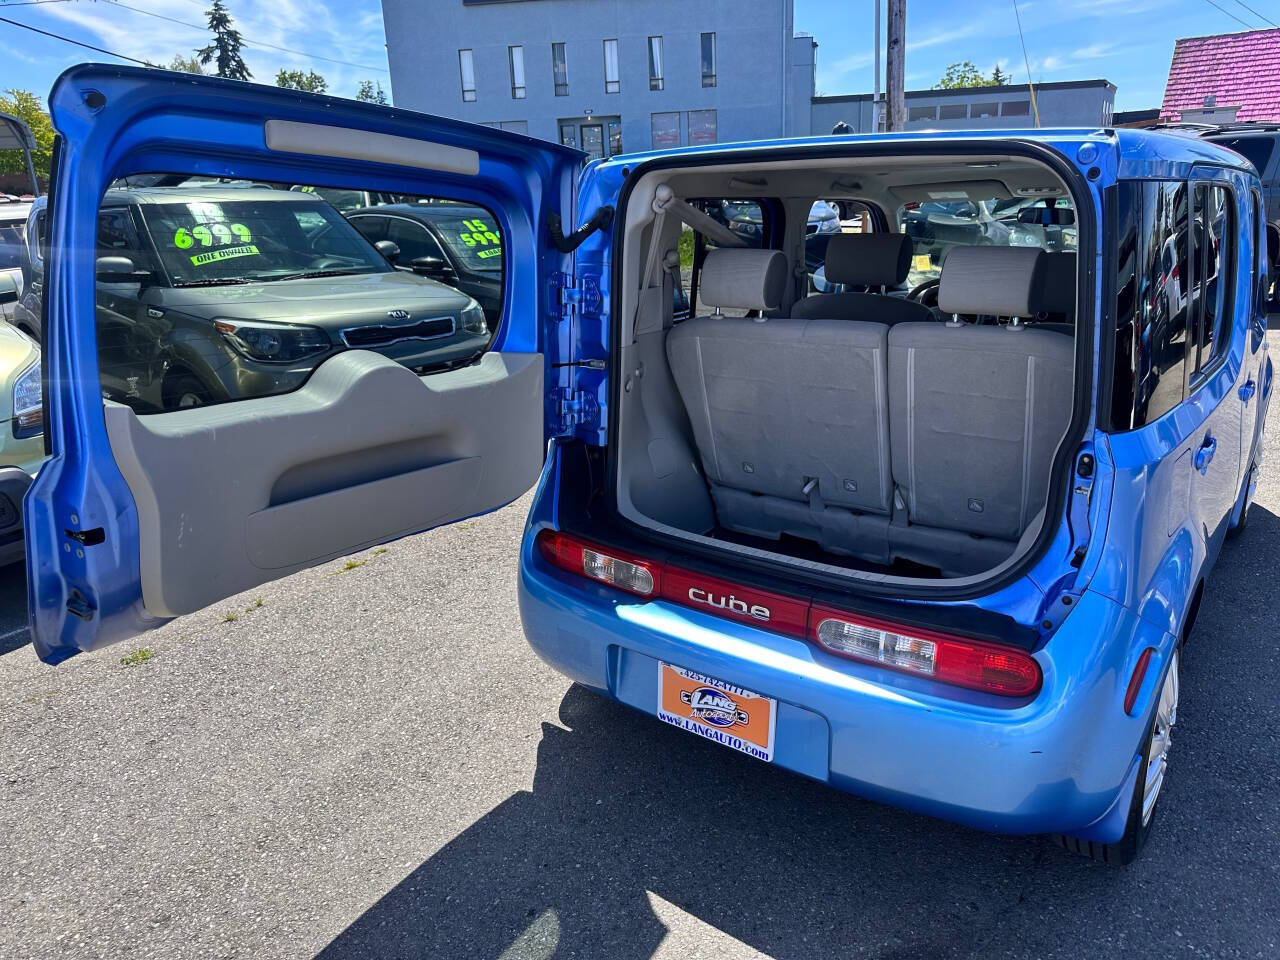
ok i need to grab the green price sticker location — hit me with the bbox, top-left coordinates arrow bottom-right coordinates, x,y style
476,248 -> 502,260
190,244 -> 260,266
459,217 -> 500,248
174,222 -> 251,249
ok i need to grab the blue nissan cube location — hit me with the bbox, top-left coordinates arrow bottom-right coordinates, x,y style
26,66 -> 1272,864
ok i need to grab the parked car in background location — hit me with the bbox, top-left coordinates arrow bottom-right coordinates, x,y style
345,203 -> 504,326
16,185 -> 491,411
288,184 -> 411,214
0,196 -> 33,324
0,322 -> 42,565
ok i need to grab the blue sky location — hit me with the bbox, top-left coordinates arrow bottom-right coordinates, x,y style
0,0 -> 1275,110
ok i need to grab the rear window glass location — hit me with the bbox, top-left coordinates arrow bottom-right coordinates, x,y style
1206,136 -> 1275,175
897,195 -> 1076,289
91,176 -> 504,415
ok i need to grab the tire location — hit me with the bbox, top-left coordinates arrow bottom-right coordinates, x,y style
162,372 -> 212,410
1055,648 -> 1179,865
1227,464 -> 1256,539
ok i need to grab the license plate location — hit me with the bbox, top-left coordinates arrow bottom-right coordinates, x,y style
657,662 -> 777,762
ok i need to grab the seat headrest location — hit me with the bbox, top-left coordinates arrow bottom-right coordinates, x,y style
823,233 -> 912,287
938,246 -> 1045,318
699,248 -> 788,312
1033,252 -> 1077,317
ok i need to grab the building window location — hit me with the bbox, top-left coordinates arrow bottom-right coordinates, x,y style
607,118 -> 622,156
701,32 -> 717,87
604,39 -> 620,94
939,103 -> 967,120
907,105 -> 937,122
689,109 -> 716,145
459,49 -> 476,102
651,111 -> 681,148
1001,99 -> 1031,116
499,120 -> 529,134
552,42 -> 568,96
970,101 -> 999,119
508,45 -> 526,99
559,122 -> 577,148
648,36 -> 664,91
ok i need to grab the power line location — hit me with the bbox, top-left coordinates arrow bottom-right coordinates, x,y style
99,0 -> 389,72
0,1 -> 75,7
0,13 -> 151,63
1233,0 -> 1278,27
1011,0 -> 1040,128
1203,0 -> 1256,29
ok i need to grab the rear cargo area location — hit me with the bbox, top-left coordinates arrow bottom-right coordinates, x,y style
610,148 -> 1084,586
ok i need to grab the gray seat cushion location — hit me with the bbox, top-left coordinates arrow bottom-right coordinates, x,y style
887,322 -> 1074,541
666,315 -> 892,516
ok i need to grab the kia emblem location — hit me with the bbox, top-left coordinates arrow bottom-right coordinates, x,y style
387,309 -> 411,321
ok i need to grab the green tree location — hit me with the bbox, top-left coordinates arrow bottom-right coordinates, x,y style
276,69 -> 328,93
935,61 -> 986,89
990,64 -> 1009,86
0,88 -> 54,184
355,80 -> 389,105
197,0 -> 251,81
167,54 -> 207,74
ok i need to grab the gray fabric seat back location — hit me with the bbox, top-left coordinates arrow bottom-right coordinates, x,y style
792,233 -> 934,325
666,248 -> 892,517
888,245 -> 1074,541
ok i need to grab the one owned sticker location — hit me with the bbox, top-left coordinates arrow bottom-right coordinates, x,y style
190,243 -> 260,266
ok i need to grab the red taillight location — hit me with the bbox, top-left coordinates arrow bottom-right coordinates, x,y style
536,531 -> 1041,701
661,565 -> 810,638
809,605 -> 1041,698
1124,647 -> 1156,715
537,531 -> 659,597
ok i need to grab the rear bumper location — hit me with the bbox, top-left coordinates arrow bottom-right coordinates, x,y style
518,523 -> 1177,841
0,464 -> 33,566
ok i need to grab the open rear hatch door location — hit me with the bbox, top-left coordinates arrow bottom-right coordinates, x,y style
27,65 -> 585,662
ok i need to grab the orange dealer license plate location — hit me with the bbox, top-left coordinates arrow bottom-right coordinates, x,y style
657,662 -> 777,762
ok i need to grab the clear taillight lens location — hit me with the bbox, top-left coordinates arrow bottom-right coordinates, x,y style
537,531 -> 657,597
815,617 -> 938,675
811,606 -> 1040,698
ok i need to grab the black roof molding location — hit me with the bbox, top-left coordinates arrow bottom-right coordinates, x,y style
813,78 -> 1116,105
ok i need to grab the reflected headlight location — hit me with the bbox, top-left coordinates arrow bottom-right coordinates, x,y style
12,358 -> 42,438
460,301 -> 488,336
214,319 -> 331,363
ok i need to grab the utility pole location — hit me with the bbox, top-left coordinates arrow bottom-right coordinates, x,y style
873,0 -> 882,131
886,0 -> 905,132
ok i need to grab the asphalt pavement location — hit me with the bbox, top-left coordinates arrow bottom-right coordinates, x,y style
2,413 -> 1280,959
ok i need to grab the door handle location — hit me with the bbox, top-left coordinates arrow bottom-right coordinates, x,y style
1240,379 -> 1257,405
1194,435 -> 1217,474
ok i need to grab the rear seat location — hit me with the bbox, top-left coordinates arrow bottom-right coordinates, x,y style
667,247 -> 893,563
886,246 -> 1075,573
665,245 -> 1074,577
791,233 -> 934,325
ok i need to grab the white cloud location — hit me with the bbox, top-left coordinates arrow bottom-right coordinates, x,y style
35,0 -> 389,98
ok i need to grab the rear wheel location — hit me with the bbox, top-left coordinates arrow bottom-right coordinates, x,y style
1228,464 -> 1256,539
1056,648 -> 1179,865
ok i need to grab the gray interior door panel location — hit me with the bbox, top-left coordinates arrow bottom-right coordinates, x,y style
104,349 -> 543,617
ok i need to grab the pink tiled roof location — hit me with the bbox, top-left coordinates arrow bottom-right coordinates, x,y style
1160,28 -> 1280,122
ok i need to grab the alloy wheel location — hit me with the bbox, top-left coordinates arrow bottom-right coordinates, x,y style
1141,649 -> 1179,826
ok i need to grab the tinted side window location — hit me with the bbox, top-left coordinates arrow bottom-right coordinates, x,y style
349,215 -> 388,244
1190,183 -> 1234,378
386,218 -> 447,264
1110,180 -> 1191,430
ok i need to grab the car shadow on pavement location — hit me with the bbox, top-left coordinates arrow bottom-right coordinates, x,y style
315,508 -> 1280,960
